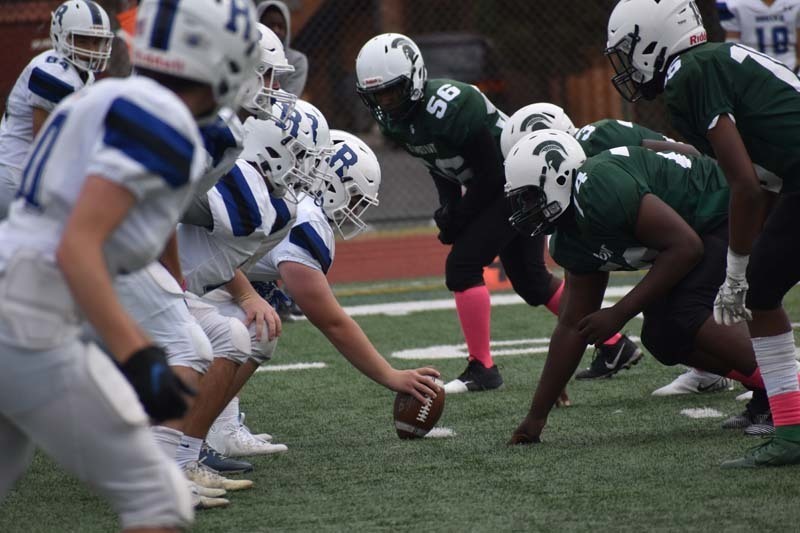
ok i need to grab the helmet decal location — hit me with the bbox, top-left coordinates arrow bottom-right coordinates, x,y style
520,113 -> 556,132
532,140 -> 567,175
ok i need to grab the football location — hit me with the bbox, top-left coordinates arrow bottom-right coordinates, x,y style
393,379 -> 445,439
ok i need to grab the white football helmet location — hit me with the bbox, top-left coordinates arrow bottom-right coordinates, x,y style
606,0 -> 706,102
239,23 -> 297,120
133,0 -> 261,111
501,103 -> 577,158
355,33 -> 427,122
321,130 -> 381,239
241,116 -> 307,201
50,1 -> 114,73
504,129 -> 587,237
274,99 -> 334,198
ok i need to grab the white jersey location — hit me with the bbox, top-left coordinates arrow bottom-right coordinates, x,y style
718,0 -> 800,69
195,107 -> 244,195
246,195 -> 335,282
0,50 -> 94,172
0,75 -> 206,276
178,160 -> 277,295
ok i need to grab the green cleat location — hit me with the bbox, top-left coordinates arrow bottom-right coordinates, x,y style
721,437 -> 800,469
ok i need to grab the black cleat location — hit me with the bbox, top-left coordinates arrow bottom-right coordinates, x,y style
574,334 -> 643,380
199,442 -> 254,474
444,359 -> 504,394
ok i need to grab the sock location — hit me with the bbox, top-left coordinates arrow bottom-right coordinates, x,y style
454,285 -> 492,368
725,368 -> 764,390
175,435 -> 203,468
151,425 -> 183,460
214,397 -> 240,429
545,280 -> 564,315
753,331 -> 800,427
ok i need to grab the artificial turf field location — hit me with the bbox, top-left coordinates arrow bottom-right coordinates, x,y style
3,272 -> 800,532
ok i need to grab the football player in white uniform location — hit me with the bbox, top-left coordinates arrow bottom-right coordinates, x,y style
718,0 -> 800,70
208,131 -> 441,453
0,0 -> 113,218
0,0 -> 259,529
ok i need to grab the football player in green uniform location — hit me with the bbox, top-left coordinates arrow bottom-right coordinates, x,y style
606,0 -> 800,467
504,130 -> 777,447
502,103 -> 744,397
355,34 -> 640,394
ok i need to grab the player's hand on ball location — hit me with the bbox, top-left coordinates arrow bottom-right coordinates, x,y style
120,345 -> 195,423
714,275 -> 752,326
388,367 -> 441,405
239,293 -> 282,341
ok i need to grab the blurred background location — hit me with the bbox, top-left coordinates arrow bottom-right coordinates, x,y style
0,0 -> 725,230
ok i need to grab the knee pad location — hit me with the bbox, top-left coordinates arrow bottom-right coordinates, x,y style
119,460 -> 194,530
187,321 -> 213,364
223,317 -> 252,364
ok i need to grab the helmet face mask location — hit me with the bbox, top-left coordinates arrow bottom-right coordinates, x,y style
50,1 -> 114,73
507,185 -> 559,238
357,76 -> 417,122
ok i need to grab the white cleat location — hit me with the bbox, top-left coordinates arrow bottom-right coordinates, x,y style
188,481 -> 229,510
183,460 -> 253,491
736,390 -> 754,401
651,368 -> 734,396
240,412 -> 273,442
443,379 -> 469,395
208,415 -> 287,458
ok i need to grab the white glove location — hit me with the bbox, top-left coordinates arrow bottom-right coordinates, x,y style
713,249 -> 752,326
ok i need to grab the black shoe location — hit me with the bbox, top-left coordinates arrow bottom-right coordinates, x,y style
574,334 -> 643,380
722,388 -> 771,429
200,442 -> 254,474
443,359 -> 503,394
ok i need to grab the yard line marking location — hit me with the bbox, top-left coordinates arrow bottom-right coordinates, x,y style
392,337 -> 642,360
680,408 -> 725,419
256,362 -> 327,372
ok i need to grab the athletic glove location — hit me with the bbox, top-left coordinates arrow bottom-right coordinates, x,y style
713,249 -> 752,326
434,204 -> 465,245
120,345 -> 195,422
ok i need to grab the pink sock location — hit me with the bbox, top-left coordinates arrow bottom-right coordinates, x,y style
726,368 -> 764,390
545,280 -> 564,315
771,391 -> 800,427
454,285 -> 492,368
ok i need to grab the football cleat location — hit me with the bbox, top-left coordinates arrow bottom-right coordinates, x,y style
574,335 -> 643,380
744,414 -> 774,437
721,436 -> 800,468
208,416 -> 288,457
183,460 -> 254,491
188,481 -> 229,510
722,389 -> 770,430
240,412 -> 273,442
199,441 -> 253,474
444,359 -> 503,394
651,368 -> 733,396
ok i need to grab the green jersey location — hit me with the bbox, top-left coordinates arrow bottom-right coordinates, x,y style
664,42 -> 800,192
573,119 -> 668,157
378,79 -> 507,185
550,146 -> 729,274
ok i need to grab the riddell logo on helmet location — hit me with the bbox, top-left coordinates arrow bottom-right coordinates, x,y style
133,51 -> 186,73
689,31 -> 707,46
364,77 -> 383,87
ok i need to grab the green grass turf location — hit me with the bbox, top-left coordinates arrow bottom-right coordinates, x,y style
3,274 -> 800,532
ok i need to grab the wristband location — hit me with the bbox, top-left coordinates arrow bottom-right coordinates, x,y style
726,248 -> 749,281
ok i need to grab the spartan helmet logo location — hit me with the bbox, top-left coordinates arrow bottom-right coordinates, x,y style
533,140 -> 567,178
520,113 -> 556,133
391,37 -> 418,64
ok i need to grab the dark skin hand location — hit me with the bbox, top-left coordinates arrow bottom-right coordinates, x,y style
509,194 -> 704,445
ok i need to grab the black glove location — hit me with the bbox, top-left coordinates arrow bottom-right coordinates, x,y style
119,345 -> 195,423
434,204 -> 465,245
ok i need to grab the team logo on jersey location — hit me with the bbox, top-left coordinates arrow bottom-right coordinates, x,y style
532,140 -> 566,174
520,113 -> 555,132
